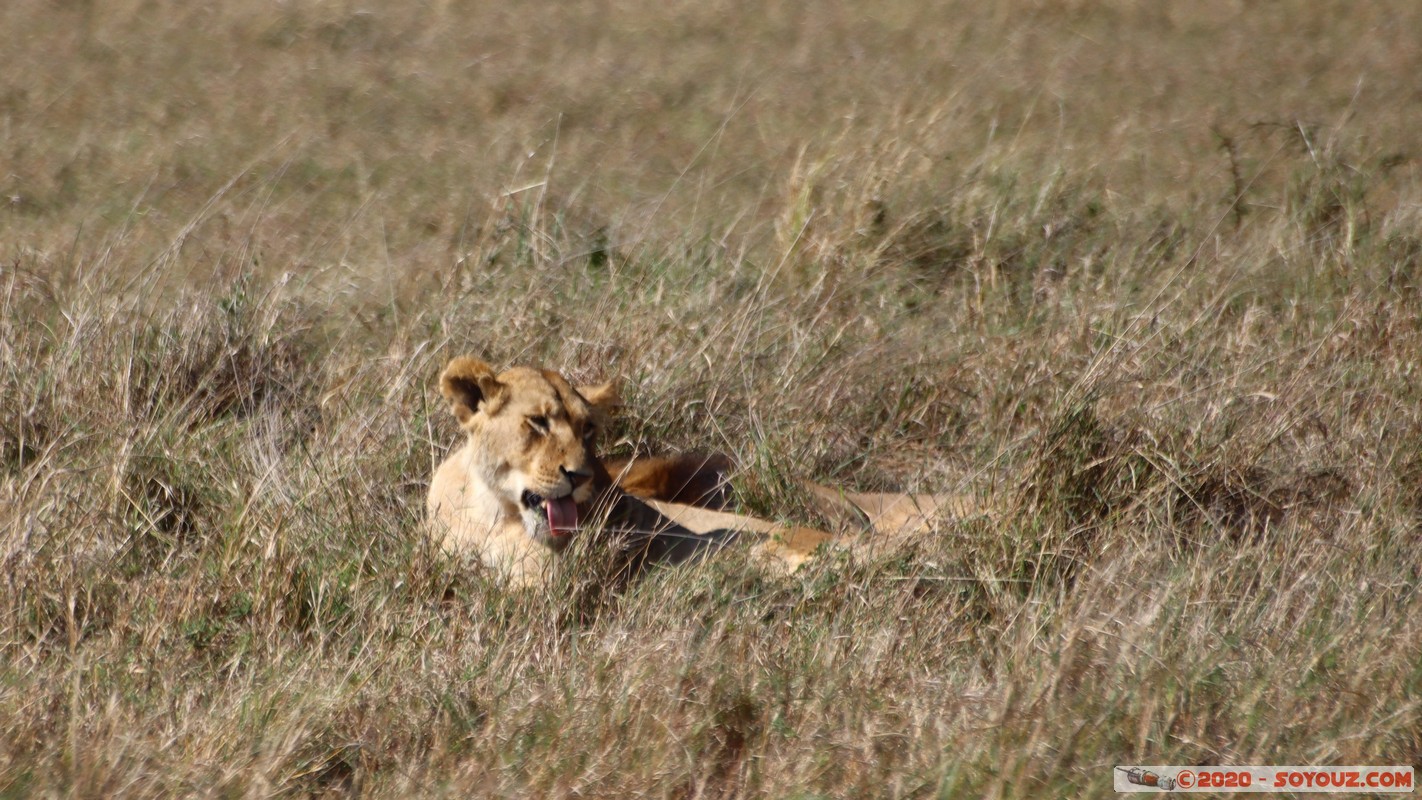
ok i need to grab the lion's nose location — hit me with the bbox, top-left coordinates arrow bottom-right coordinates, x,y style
561,466 -> 593,489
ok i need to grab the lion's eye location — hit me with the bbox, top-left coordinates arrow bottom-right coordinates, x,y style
528,416 -> 550,434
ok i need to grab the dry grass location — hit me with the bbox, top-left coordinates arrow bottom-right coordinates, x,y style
3,0 -> 1422,796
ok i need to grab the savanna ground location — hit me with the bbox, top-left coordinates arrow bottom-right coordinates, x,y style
3,0 -> 1422,796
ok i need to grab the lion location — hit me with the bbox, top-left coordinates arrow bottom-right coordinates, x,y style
426,356 -> 986,586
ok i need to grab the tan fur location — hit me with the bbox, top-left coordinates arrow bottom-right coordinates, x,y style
604,452 -> 735,509
800,482 -> 993,541
637,499 -> 833,574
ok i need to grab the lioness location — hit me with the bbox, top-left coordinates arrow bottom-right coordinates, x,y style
427,356 -> 982,586
426,357 -> 839,586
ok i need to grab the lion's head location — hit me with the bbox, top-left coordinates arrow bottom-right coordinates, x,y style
439,356 -> 619,548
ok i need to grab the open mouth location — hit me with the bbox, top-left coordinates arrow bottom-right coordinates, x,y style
521,490 -> 579,536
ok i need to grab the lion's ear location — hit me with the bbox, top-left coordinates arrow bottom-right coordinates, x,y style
578,380 -> 621,422
440,357 -> 506,424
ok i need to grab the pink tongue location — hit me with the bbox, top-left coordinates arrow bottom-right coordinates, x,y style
546,496 -> 579,535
